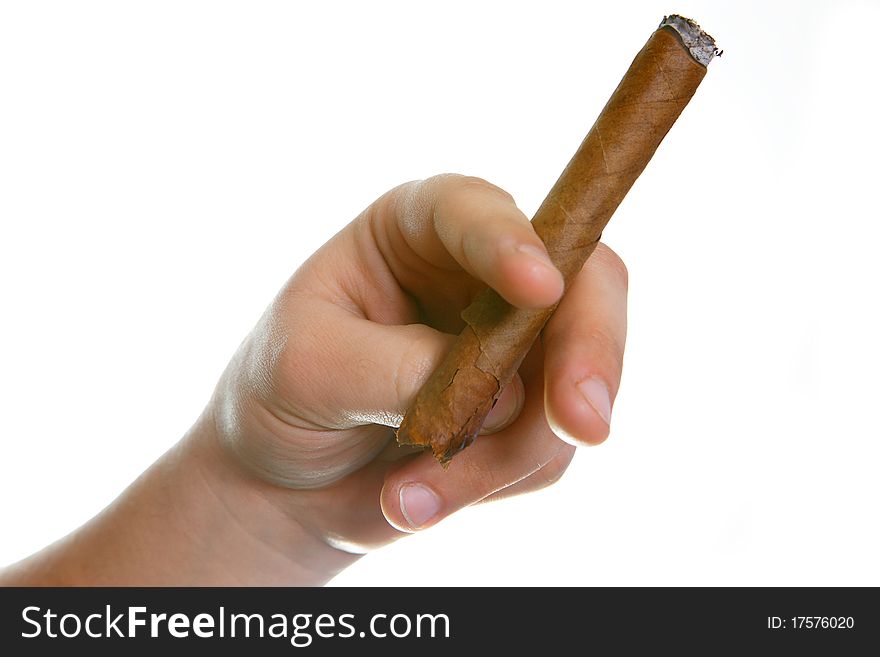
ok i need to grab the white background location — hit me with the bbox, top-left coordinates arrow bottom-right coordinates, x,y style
1,0 -> 878,586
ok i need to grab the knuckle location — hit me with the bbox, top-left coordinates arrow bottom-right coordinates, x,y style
390,180 -> 432,242
432,173 -> 516,204
587,325 -> 627,368
457,175 -> 515,202
543,317 -> 627,374
592,243 -> 629,289
394,326 -> 447,410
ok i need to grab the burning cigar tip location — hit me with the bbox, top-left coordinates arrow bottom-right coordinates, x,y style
659,14 -> 720,66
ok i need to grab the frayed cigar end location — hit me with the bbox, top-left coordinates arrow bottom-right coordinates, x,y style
396,359 -> 500,467
660,14 -> 720,66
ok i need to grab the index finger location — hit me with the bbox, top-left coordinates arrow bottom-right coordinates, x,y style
375,174 -> 564,310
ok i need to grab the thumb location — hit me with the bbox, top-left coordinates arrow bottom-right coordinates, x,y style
289,312 -> 522,433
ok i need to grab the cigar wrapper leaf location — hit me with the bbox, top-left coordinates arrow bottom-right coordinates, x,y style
397,15 -> 718,464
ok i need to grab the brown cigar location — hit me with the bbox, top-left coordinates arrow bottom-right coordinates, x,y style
396,15 -> 719,464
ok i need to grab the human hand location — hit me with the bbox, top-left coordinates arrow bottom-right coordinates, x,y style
0,173 -> 629,587
207,173 -> 628,556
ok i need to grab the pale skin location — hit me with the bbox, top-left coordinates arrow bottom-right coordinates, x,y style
0,174 -> 628,586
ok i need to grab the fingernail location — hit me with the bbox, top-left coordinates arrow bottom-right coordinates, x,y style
517,243 -> 556,270
577,377 -> 612,426
482,377 -> 524,434
399,483 -> 442,530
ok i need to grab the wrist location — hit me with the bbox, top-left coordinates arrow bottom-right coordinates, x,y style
177,406 -> 360,585
1,408 -> 359,586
